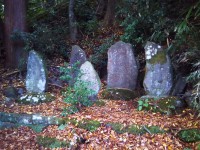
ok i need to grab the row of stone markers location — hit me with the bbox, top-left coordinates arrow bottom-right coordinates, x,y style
106,41 -> 172,99
23,40 -> 173,104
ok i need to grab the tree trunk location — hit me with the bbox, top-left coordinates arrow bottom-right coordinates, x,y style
4,0 -> 27,69
103,0 -> 116,27
69,0 -> 77,42
96,0 -> 106,19
0,18 -> 4,58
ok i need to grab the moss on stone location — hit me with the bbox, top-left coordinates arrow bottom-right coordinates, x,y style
101,88 -> 140,100
147,50 -> 167,64
178,128 -> 200,143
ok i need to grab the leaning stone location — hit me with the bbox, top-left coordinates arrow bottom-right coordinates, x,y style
76,61 -> 101,101
26,50 -> 47,93
107,41 -> 138,90
143,41 -> 173,97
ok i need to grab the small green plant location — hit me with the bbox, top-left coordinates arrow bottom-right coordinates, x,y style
138,99 -> 149,111
60,62 -> 95,116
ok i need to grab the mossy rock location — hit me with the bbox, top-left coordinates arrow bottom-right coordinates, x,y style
37,136 -> 69,148
178,128 -> 200,143
101,88 -> 140,100
16,93 -> 55,105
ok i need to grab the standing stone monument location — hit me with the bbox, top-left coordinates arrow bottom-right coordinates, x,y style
107,41 -> 138,90
76,61 -> 101,101
26,50 -> 47,93
69,45 -> 87,86
143,41 -> 173,97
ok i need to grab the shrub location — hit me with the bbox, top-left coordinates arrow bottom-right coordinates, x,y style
60,62 -> 95,116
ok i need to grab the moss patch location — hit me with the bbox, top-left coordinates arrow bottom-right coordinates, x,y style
37,136 -> 69,148
78,120 -> 101,132
147,50 -> 167,64
107,122 -> 165,135
57,118 -> 101,132
178,128 -> 200,143
94,100 -> 106,107
101,88 -> 140,100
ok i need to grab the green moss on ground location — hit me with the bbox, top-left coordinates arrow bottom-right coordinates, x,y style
37,136 -> 69,148
107,122 -> 165,135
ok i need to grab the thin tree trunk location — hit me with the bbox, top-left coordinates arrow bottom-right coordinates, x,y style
103,0 -> 116,27
69,0 -> 77,42
4,0 -> 27,69
96,0 -> 106,19
0,18 -> 4,57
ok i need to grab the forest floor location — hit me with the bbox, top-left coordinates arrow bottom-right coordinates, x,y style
0,56 -> 200,150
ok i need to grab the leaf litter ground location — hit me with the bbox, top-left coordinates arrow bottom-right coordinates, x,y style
0,57 -> 200,149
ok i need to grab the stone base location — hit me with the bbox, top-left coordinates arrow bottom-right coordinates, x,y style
17,93 -> 55,105
101,88 -> 140,100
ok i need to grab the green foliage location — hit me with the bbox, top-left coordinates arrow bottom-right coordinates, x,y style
117,0 -> 175,45
60,62 -> 95,116
178,128 -> 200,143
138,99 -> 149,111
37,136 -> 68,148
11,23 -> 69,57
89,36 -> 115,72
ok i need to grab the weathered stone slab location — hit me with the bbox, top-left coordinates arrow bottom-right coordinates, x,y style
143,41 -> 173,97
76,61 -> 101,101
107,41 -> 138,90
26,50 -> 47,93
